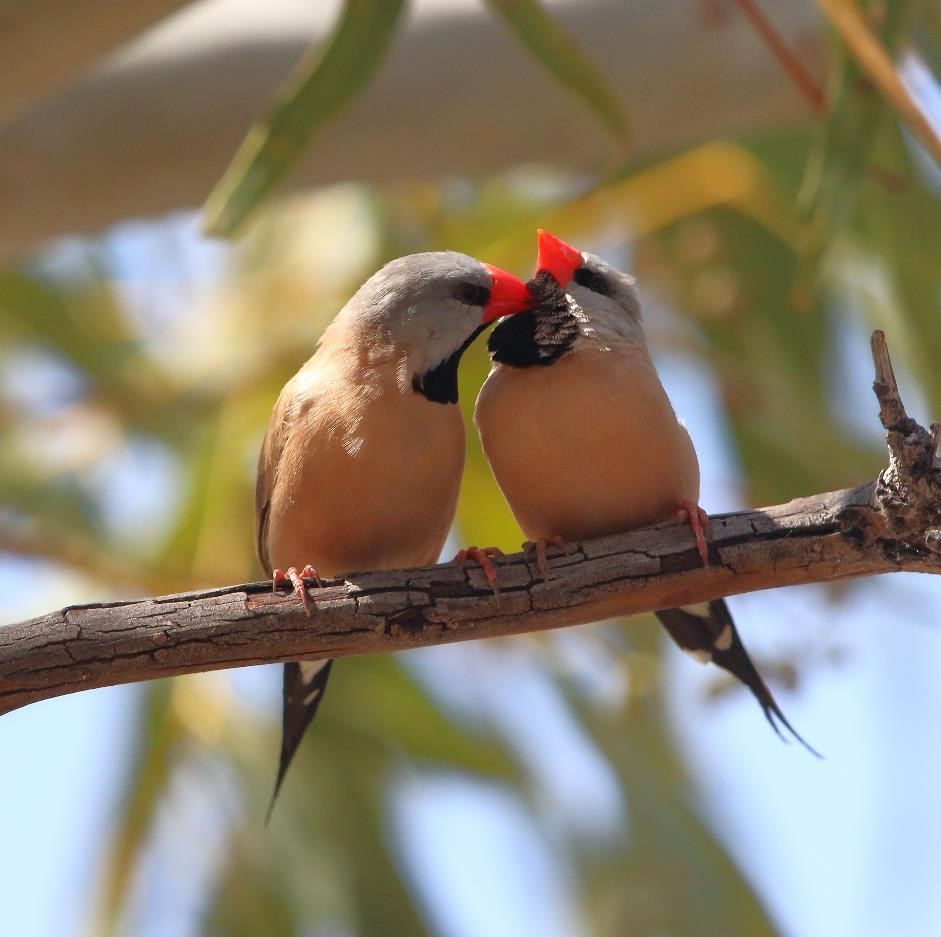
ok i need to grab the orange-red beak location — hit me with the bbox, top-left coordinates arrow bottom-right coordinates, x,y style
535,228 -> 582,287
481,263 -> 533,323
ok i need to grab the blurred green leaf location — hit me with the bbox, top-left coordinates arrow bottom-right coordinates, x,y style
917,2 -> 941,68
0,271 -> 180,437
800,0 -> 914,264
203,0 -> 406,238
486,0 -> 628,144
854,115 -> 941,413
320,655 -> 523,780
565,620 -> 784,937
207,858 -> 299,937
642,202 -> 883,503
818,0 -> 941,168
798,0 -> 941,414
92,683 -> 176,937
198,655 -> 523,936
578,707 -> 784,937
441,142 -> 804,279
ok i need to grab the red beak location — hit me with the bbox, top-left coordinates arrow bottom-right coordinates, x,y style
481,263 -> 533,323
535,229 -> 582,287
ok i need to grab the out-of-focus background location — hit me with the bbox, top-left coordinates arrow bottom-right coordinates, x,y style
3,1 -> 941,934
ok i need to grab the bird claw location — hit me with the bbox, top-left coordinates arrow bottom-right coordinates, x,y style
523,535 -> 571,582
452,546 -> 504,594
677,501 -> 711,566
272,564 -> 321,617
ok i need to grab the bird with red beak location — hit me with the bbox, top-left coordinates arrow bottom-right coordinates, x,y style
475,229 -> 816,752
256,251 -> 532,816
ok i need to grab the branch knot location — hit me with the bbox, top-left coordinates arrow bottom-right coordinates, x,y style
870,331 -> 941,544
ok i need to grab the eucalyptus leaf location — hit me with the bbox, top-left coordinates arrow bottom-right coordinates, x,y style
204,0 -> 406,237
486,0 -> 628,144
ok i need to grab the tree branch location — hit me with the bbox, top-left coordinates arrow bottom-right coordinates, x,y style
731,0 -> 825,112
1,330 -> 939,716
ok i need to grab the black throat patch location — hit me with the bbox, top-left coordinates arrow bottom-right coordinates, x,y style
412,325 -> 485,405
487,270 -> 578,369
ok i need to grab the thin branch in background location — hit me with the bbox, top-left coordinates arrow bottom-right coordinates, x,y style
732,0 -> 826,112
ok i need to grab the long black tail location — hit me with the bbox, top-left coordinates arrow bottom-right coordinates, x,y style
266,659 -> 334,821
656,599 -> 819,757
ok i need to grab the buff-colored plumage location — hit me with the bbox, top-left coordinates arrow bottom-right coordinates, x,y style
256,335 -> 464,579
475,343 -> 699,544
474,230 -> 815,754
255,250 -> 532,816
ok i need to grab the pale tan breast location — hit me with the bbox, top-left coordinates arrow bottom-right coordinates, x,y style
265,376 -> 465,577
475,346 -> 700,543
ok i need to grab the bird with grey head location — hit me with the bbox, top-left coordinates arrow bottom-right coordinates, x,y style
256,250 -> 533,818
475,229 -> 817,754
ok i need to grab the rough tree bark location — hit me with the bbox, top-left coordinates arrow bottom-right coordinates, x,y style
1,331 -> 939,717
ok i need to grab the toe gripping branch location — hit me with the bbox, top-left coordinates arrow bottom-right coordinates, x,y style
272,565 -> 321,617
523,536 -> 571,582
677,500 -> 712,566
452,546 -> 504,594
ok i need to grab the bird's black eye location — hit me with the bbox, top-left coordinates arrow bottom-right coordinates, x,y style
455,282 -> 491,307
573,267 -> 611,297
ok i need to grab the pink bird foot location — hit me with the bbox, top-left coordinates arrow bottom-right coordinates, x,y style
272,564 -> 321,617
676,501 -> 711,566
522,535 -> 571,582
452,546 -> 504,594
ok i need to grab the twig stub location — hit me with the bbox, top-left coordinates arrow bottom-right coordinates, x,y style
869,330 -> 941,537
871,329 -> 909,432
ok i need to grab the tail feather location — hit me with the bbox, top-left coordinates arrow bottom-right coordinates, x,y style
266,659 -> 334,822
656,600 -> 820,758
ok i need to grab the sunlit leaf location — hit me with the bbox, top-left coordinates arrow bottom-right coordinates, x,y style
456,338 -> 527,552
203,0 -> 406,237
441,143 -> 803,276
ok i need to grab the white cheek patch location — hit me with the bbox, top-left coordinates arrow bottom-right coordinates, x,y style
684,602 -> 712,618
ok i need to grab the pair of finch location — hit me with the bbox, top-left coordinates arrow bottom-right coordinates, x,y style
256,229 -> 813,813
